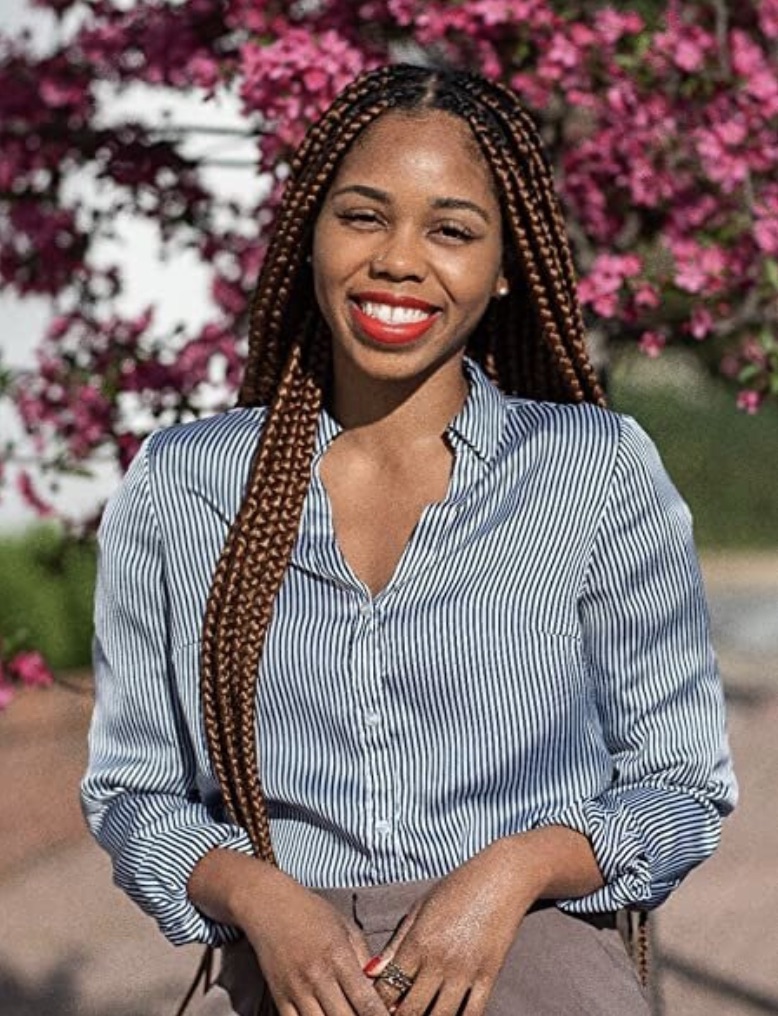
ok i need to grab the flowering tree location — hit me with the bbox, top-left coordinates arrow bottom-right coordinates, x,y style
2,0 -> 778,530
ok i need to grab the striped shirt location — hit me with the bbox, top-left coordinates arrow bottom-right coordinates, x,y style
81,356 -> 737,947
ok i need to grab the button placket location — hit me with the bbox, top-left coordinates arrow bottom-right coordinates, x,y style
354,599 -> 393,868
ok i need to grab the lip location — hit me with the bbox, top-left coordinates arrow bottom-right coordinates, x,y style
348,297 -> 440,347
350,290 -> 440,312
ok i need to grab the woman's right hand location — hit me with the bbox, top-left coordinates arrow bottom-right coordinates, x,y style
242,875 -> 389,1016
188,848 -> 388,1016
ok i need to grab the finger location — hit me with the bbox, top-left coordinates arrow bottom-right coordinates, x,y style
390,970 -> 440,1016
315,979 -> 366,1016
461,982 -> 491,1016
340,968 -> 397,1016
278,1005 -> 302,1016
296,1002 -> 327,1016
417,982 -> 469,1016
364,910 -> 418,977
347,928 -> 374,969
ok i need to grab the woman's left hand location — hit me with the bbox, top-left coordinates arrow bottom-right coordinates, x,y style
365,826 -> 603,1015
364,838 -> 537,1016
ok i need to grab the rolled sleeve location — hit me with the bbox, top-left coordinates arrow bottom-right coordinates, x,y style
80,438 -> 255,946
549,415 -> 737,913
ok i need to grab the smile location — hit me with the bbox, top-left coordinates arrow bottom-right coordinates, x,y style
348,291 -> 441,346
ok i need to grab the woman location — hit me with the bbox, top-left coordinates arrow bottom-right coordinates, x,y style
82,64 -> 736,1015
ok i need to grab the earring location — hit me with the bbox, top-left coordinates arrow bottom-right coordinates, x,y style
495,282 -> 509,298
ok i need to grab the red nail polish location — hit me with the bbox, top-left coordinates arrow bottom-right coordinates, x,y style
363,956 -> 382,976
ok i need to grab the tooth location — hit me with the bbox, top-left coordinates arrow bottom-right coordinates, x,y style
360,301 -> 431,324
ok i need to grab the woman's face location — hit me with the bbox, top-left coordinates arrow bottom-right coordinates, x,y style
311,109 -> 507,384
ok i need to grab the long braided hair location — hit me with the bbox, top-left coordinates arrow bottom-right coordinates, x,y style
200,64 -> 607,864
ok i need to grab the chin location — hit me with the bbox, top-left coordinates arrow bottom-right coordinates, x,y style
342,337 -> 464,384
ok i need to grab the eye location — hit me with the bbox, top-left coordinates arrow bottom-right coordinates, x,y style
336,209 -> 384,229
433,221 -> 478,243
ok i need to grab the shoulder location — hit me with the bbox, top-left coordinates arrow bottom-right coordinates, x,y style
497,394 -> 665,504
501,393 -> 634,461
143,405 -> 268,480
125,406 -> 269,520
146,405 -> 267,461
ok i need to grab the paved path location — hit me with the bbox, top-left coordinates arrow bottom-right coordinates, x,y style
1,553 -> 776,1015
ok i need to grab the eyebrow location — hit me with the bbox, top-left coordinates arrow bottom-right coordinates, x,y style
330,185 -> 492,224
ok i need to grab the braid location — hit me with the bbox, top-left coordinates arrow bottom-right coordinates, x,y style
200,63 -> 607,863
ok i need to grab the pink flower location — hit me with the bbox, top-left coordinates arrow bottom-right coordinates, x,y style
638,331 -> 666,358
212,274 -> 248,317
188,53 -> 221,92
16,470 -> 54,517
736,390 -> 763,414
578,253 -> 643,317
688,305 -> 714,340
754,201 -> 778,255
633,283 -> 660,309
116,433 -> 142,472
758,0 -> 778,40
8,650 -> 54,689
593,9 -> 644,46
668,239 -> 727,294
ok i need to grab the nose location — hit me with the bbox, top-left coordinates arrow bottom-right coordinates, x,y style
369,228 -> 426,282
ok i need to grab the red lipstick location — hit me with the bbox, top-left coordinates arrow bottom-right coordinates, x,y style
348,291 -> 440,347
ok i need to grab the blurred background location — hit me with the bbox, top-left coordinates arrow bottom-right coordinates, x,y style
1,0 -> 777,1013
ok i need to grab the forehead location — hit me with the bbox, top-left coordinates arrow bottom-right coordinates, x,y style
328,109 -> 497,201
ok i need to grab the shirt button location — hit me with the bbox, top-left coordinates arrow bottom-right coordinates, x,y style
359,603 -> 372,617
376,820 -> 391,836
366,711 -> 380,727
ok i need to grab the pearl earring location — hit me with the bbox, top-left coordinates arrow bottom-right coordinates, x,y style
496,282 -> 509,298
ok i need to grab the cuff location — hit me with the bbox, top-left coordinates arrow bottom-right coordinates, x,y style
108,803 -> 257,946
533,791 -> 681,914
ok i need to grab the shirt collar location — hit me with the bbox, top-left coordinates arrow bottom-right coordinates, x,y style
445,356 -> 507,463
313,355 -> 507,465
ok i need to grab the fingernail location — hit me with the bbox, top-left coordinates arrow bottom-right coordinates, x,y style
363,955 -> 383,976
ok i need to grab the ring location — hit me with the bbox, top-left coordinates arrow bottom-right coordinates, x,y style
377,960 -> 415,994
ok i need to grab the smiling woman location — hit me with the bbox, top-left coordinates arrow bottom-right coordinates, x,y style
81,64 -> 736,1016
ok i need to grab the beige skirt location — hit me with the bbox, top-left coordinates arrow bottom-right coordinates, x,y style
213,878 -> 649,1016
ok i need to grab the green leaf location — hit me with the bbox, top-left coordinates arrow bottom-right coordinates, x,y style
764,258 -> 778,292
737,364 -> 763,384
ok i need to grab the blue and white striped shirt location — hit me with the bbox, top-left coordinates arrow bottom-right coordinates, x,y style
81,356 -> 737,947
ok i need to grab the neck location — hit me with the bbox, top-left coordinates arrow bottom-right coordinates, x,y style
328,350 -> 469,457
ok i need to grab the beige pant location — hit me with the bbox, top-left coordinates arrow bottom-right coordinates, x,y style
214,878 -> 649,1015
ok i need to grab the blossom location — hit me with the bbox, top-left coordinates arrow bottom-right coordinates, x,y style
759,0 -> 778,40
736,390 -> 763,414
16,470 -> 54,517
7,650 -> 54,689
578,253 -> 643,318
638,331 -> 667,358
688,306 -> 714,340
668,239 -> 728,294
0,0 -> 776,552
592,9 -> 644,46
239,29 -> 374,159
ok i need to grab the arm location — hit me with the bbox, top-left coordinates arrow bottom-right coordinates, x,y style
541,414 -> 737,913
366,416 -> 736,1015
80,438 -> 255,946
82,441 -> 392,1016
